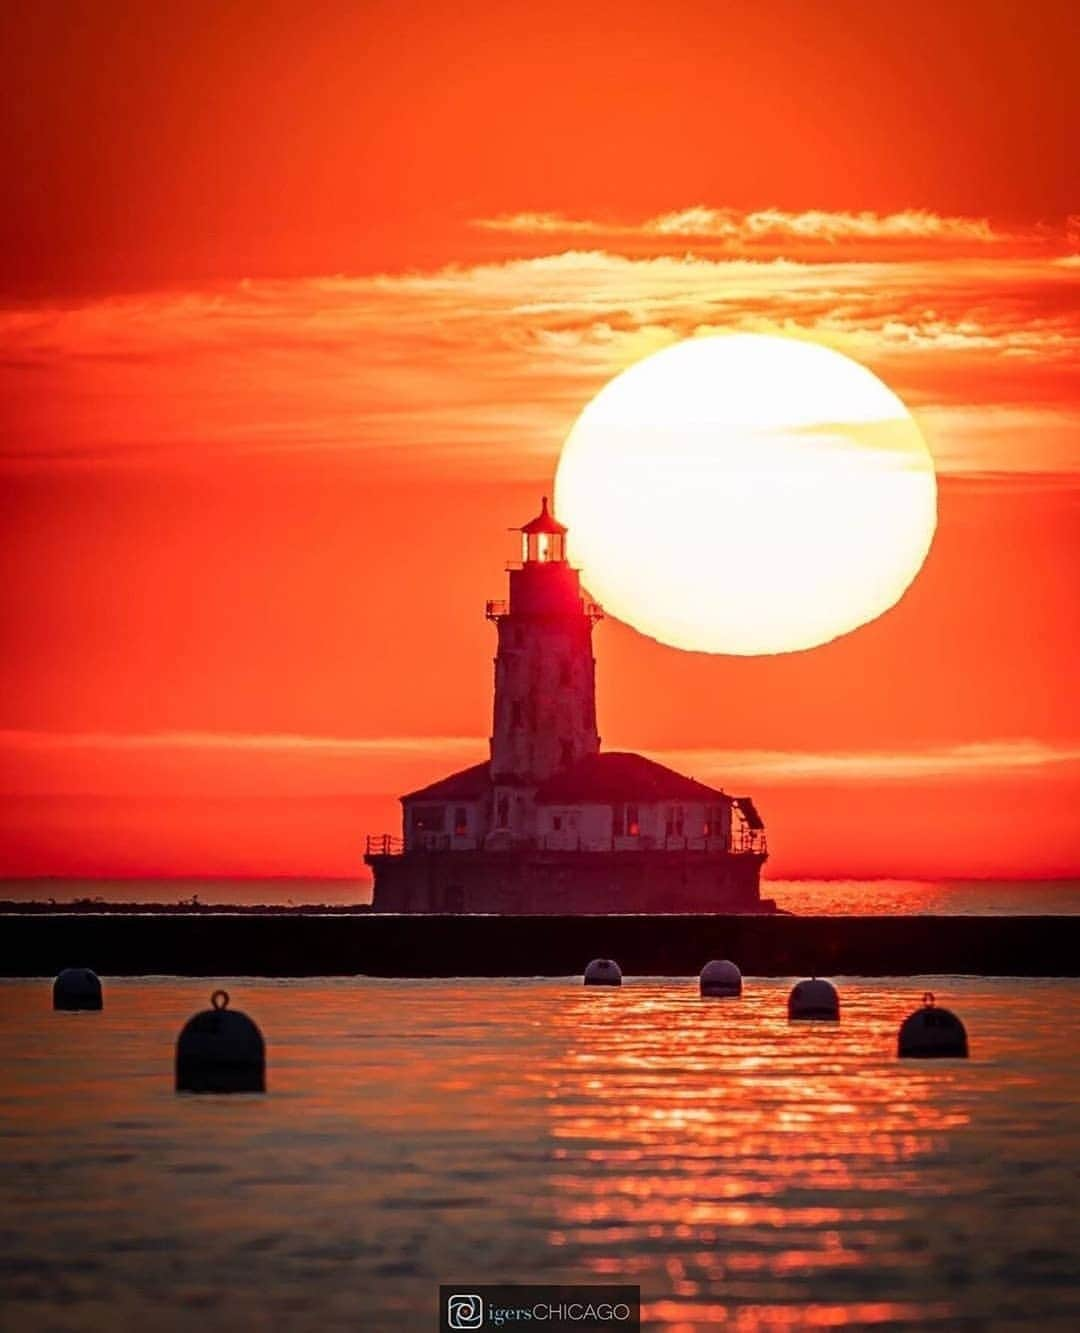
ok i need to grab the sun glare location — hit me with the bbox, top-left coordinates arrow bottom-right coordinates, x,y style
554,334 -> 938,654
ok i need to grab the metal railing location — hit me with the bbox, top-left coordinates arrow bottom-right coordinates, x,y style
365,831 -> 766,857
486,599 -> 604,622
364,834 -> 405,856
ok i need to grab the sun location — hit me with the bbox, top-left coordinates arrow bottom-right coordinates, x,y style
554,334 -> 937,655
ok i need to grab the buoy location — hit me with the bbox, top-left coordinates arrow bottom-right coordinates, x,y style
898,992 -> 968,1058
584,958 -> 622,987
788,977 -> 839,1020
700,959 -> 742,997
175,989 -> 266,1093
53,967 -> 103,1011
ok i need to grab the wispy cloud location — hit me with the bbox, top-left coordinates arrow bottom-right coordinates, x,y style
0,730 -> 485,798
473,206 -> 1058,254
0,729 -> 480,756
3,729 -> 1077,796
655,739 -> 1080,786
2,248 -> 1078,476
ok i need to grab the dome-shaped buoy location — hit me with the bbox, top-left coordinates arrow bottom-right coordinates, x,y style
788,977 -> 839,1021
584,958 -> 622,987
898,992 -> 968,1059
53,967 -> 103,1011
700,959 -> 742,997
176,989 -> 266,1093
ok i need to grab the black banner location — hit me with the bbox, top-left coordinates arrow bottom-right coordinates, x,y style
438,1285 -> 640,1332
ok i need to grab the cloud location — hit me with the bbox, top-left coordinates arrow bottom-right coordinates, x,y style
472,207 -> 1056,255
654,739 -> 1080,786
0,729 -> 485,799
2,248 -> 1078,477
0,729 -> 479,756
3,729 -> 1077,797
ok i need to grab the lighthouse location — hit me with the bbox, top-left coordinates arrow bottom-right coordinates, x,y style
365,497 -> 771,913
486,497 -> 603,841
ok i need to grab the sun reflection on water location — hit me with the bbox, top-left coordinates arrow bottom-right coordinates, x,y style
537,980 -> 1075,1328
0,976 -> 1078,1330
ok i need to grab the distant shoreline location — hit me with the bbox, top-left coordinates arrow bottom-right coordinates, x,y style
0,898 -> 374,915
2,875 -> 1078,917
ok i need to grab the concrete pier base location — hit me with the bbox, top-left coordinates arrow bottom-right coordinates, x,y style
368,848 -> 768,913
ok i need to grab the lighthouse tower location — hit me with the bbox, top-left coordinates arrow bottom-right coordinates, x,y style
485,497 -> 602,835
366,493 -> 769,911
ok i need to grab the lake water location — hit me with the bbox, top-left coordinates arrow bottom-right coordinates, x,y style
1,977 -> 1079,1330
3,877 -> 1079,914
767,879 -> 1080,916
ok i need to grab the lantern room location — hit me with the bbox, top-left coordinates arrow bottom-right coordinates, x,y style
519,496 -> 567,564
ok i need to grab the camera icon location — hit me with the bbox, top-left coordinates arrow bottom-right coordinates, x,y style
447,1292 -> 484,1329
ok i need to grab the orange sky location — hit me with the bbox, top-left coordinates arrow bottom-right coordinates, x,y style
1,0 -> 1077,883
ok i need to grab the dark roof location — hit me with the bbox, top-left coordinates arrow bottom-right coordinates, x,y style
734,796 -> 764,829
402,761 -> 490,803
535,752 -> 729,805
520,495 -> 567,535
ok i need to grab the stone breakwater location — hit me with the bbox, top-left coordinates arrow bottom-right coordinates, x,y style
1,912 -> 1077,977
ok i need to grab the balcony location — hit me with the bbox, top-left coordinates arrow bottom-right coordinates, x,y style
365,834 -> 405,856
364,830 -> 767,858
485,598 -> 604,622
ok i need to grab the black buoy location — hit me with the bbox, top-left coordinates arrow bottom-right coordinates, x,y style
53,967 -> 103,1011
176,989 -> 266,1093
898,992 -> 969,1059
700,959 -> 742,997
584,958 -> 622,987
788,977 -> 840,1021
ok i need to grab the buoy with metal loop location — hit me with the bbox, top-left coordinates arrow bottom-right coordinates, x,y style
53,967 -> 103,1011
788,977 -> 840,1020
700,959 -> 742,997
175,989 -> 266,1092
897,992 -> 968,1058
584,958 -> 622,987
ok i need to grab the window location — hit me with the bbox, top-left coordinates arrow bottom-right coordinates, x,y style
665,805 -> 684,838
552,815 -> 563,832
560,739 -> 574,768
453,807 -> 468,836
704,804 -> 725,838
496,795 -> 509,827
413,805 -> 445,832
510,700 -> 523,729
613,803 -> 640,837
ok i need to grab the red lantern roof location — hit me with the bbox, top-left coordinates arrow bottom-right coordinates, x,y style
520,495 -> 567,535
